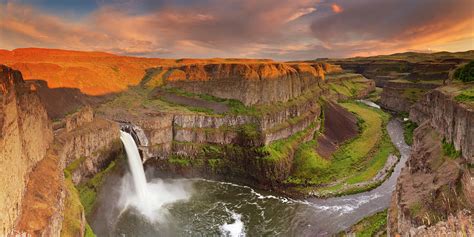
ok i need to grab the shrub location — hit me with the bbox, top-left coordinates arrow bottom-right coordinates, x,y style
442,138 -> 461,159
454,61 -> 474,82
403,121 -> 417,145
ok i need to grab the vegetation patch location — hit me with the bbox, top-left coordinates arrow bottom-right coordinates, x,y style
287,102 -> 397,195
367,87 -> 383,103
287,139 -> 329,185
328,76 -> 371,98
338,210 -> 387,237
61,174 -> 96,237
260,121 -> 318,163
454,61 -> 474,82
454,87 -> 474,104
76,157 -> 121,216
403,120 -> 417,146
161,87 -> 257,115
402,88 -> 428,103
442,139 -> 461,159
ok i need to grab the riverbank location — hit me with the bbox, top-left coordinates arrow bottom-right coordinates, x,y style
284,101 -> 399,197
89,118 -> 410,236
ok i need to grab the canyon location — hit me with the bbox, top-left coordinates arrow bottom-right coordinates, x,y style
0,48 -> 472,236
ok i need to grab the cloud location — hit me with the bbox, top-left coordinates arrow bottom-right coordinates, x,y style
311,0 -> 474,56
286,7 -> 317,22
331,4 -> 342,13
0,0 -> 472,59
1,0 -> 323,58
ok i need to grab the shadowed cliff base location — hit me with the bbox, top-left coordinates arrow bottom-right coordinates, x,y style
26,79 -> 117,120
316,101 -> 358,158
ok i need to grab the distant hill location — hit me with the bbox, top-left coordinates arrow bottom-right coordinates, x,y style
0,48 -> 277,96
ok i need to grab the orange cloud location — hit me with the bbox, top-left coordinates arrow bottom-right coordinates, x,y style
331,4 -> 343,13
312,0 -> 474,57
0,0 -> 472,60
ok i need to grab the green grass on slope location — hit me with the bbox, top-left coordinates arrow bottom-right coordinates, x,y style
287,139 -> 329,184
287,102 -> 395,188
260,121 -> 318,163
328,79 -> 369,98
77,160 -> 118,216
454,87 -> 474,104
62,170 -> 97,237
403,120 -> 417,146
338,210 -> 388,237
442,139 -> 462,159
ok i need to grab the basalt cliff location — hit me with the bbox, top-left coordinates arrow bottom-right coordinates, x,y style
0,65 -> 53,236
0,65 -> 122,236
1,48 -> 472,237
388,83 -> 474,235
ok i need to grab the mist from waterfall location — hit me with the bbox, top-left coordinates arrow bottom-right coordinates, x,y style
118,130 -> 192,223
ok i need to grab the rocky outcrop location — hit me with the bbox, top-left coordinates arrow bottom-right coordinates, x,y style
332,60 -> 458,87
380,87 -> 414,113
65,106 -> 94,132
57,107 -> 121,185
325,73 -> 376,100
410,87 -> 474,162
15,150 -> 65,237
0,65 -> 53,236
9,104 -> 121,236
405,210 -> 473,236
380,81 -> 441,113
388,122 -> 473,236
161,63 -> 339,105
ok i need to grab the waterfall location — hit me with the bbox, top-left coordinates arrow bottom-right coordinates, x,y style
120,131 -> 148,200
118,129 -> 192,223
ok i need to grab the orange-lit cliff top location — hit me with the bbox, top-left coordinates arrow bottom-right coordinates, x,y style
0,48 -> 341,95
161,62 -> 342,82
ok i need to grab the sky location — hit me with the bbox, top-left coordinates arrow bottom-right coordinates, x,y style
0,0 -> 473,60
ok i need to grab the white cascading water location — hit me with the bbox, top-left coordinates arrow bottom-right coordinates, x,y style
120,131 -> 148,199
119,130 -> 192,223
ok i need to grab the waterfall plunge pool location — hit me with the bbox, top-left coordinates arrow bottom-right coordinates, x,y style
90,118 -> 410,237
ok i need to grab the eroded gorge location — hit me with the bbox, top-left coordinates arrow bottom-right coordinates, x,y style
0,49 -> 473,236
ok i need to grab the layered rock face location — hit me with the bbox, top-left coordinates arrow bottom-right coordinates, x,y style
162,63 -> 340,105
410,87 -> 474,162
388,123 -> 473,235
380,81 -> 439,113
0,65 -> 53,236
389,85 -> 474,235
325,73 -> 376,100
333,60 -> 458,87
15,106 -> 122,236
116,76 -> 325,185
58,107 -> 121,185
124,100 -> 322,185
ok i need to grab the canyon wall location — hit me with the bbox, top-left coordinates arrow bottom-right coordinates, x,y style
325,73 -> 376,100
388,122 -> 473,235
15,106 -> 122,236
58,107 -> 122,185
119,76 -> 326,185
380,81 -> 439,113
0,65 -> 53,236
0,65 -> 121,236
162,63 -> 340,105
389,85 -> 474,235
410,87 -> 473,162
333,60 -> 458,87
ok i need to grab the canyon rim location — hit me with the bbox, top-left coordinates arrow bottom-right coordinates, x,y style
1,1 -> 473,236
